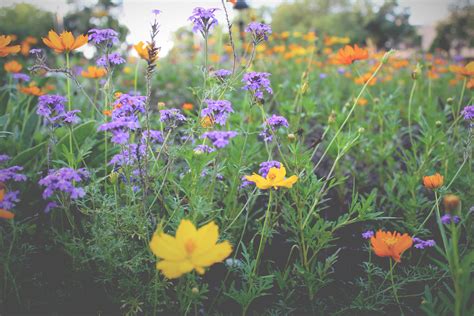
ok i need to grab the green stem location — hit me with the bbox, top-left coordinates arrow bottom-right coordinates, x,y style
253,191 -> 272,275
389,259 -> 403,314
65,52 -> 74,166
407,80 -> 417,147
456,77 -> 467,118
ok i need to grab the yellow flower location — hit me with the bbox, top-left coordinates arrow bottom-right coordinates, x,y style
0,35 -> 20,57
42,30 -> 88,53
150,220 -> 232,279
245,165 -> 298,190
134,41 -> 158,63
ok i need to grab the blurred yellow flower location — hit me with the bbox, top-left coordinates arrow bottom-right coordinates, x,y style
150,219 -> 232,279
245,165 -> 298,190
42,30 -> 88,53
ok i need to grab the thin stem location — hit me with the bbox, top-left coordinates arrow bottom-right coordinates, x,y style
407,80 -> 417,147
389,259 -> 403,315
253,191 -> 272,275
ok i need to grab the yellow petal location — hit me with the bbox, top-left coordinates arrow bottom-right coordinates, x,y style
195,221 -> 219,255
72,34 -> 88,50
48,30 -> 64,51
149,231 -> 186,261
61,31 -> 75,51
156,260 -> 193,279
465,61 -> 474,73
245,174 -> 271,190
191,241 -> 232,267
176,219 -> 197,245
268,166 -> 286,183
277,175 -> 298,188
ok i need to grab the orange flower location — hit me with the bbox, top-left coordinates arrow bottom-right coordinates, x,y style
42,30 -> 88,53
357,97 -> 368,106
21,36 -> 38,56
443,194 -> 460,212
19,82 -> 47,96
354,72 -> 377,86
467,78 -> 474,90
182,103 -> 194,111
0,35 -> 20,57
81,66 -> 107,79
423,172 -> 444,189
201,116 -> 215,128
0,184 -> 15,220
4,60 -> 22,73
450,61 -> 474,77
370,230 -> 412,262
134,41 -> 155,62
335,44 -> 368,65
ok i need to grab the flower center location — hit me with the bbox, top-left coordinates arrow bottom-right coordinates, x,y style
185,239 -> 197,255
383,237 -> 398,246
268,173 -> 276,180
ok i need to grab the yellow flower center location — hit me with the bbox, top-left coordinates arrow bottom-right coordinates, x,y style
383,237 -> 398,246
185,239 -> 197,255
268,173 -> 276,180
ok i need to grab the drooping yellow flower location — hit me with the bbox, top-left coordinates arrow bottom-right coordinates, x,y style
245,165 -> 298,190
134,41 -> 158,63
81,66 -> 107,79
42,30 -> 88,53
150,220 -> 232,279
4,60 -> 22,73
0,35 -> 20,57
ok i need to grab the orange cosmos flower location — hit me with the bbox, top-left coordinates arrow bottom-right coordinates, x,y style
357,98 -> 368,106
4,60 -> 22,73
21,36 -> 38,56
354,72 -> 377,86
134,41 -> 155,62
81,66 -> 107,79
182,103 -> 194,111
0,35 -> 21,57
450,61 -> 474,77
19,82 -> 47,96
335,44 -> 368,65
467,78 -> 474,90
0,184 -> 15,220
370,230 -> 412,262
42,30 -> 88,53
423,172 -> 444,189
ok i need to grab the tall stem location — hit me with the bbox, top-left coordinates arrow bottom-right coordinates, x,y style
389,259 -> 403,314
407,80 -> 417,147
66,52 -> 74,166
253,191 -> 272,275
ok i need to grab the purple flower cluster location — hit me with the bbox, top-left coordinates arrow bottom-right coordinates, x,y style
188,7 -> 219,34
0,154 -> 10,164
201,131 -> 237,148
39,168 -> 89,200
37,95 -> 80,125
109,143 -> 146,167
88,28 -> 119,45
12,73 -> 30,82
160,108 -> 186,127
245,22 -> 272,44
96,52 -> 126,67
0,190 -> 20,210
413,237 -> 436,249
260,114 -> 289,142
441,214 -> 460,225
242,72 -> 273,102
213,69 -> 232,79
29,48 -> 42,56
0,166 -> 27,182
194,144 -> 215,154
362,230 -> 374,239
112,94 -> 146,119
461,105 -> 474,121
201,100 -> 234,126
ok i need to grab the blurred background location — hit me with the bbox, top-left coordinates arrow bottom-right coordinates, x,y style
0,0 -> 472,57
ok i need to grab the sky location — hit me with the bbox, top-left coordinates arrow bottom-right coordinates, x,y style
2,0 -> 455,55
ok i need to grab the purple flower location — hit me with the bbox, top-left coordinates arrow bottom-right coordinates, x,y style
413,237 -> 436,249
88,28 -> 119,45
152,9 -> 162,15
39,168 -> 89,200
109,143 -> 146,167
44,201 -> 58,213
441,214 -> 460,225
213,69 -> 232,79
112,94 -> 146,119
0,166 -> 27,182
0,190 -> 20,210
29,48 -> 42,55
240,176 -> 254,188
201,99 -> 234,126
96,52 -> 126,67
98,117 -> 140,144
245,22 -> 272,43
160,108 -> 186,126
362,230 -> 374,239
258,161 -> 281,177
260,115 -> 289,142
194,144 -> 215,154
201,131 -> 237,148
37,95 -> 68,123
142,130 -> 164,144
188,7 -> 219,34
242,72 -> 273,102
461,105 -> 474,121
319,73 -> 328,79
0,154 -> 10,164
59,110 -> 81,125
12,73 -> 30,82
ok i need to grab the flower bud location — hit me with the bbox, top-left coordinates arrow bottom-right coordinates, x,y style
446,97 -> 454,105
443,194 -> 460,212
435,120 -> 442,127
358,127 -> 365,133
191,287 -> 199,294
328,111 -> 336,124
287,133 -> 296,142
109,171 -> 118,184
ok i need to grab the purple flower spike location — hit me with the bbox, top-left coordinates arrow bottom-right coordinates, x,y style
96,52 -> 126,67
0,190 -> 20,210
242,72 -> 273,102
201,131 -> 237,148
0,166 -> 27,182
213,69 -> 232,79
461,105 -> 474,121
88,28 -> 119,45
413,237 -> 436,249
245,22 -> 272,44
362,230 -> 374,239
188,7 -> 219,34
159,108 -> 186,127
39,168 -> 89,200
201,100 -> 234,126
441,214 -> 461,225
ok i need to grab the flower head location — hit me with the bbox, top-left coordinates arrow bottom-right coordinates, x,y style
42,30 -> 88,53
423,172 -> 444,189
96,52 -> 125,67
188,7 -> 219,34
441,214 -> 460,225
259,115 -> 289,142
88,28 -> 119,45
443,194 -> 461,212
245,22 -> 272,44
81,66 -> 107,79
201,131 -> 237,148
461,105 -> 474,121
362,230 -> 374,239
242,72 -> 273,102
159,108 -> 186,127
4,60 -> 22,73
194,144 -> 215,154
370,230 -> 413,262
245,165 -> 298,190
0,166 -> 27,183
12,73 -> 30,82
412,237 -> 436,249
213,69 -> 232,79
336,44 -> 369,65
201,100 -> 234,126
39,168 -> 89,200
0,35 -> 20,57
149,219 -> 232,279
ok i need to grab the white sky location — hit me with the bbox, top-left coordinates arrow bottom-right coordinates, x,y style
2,0 -> 454,55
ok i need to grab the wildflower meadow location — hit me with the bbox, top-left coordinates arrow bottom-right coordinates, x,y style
0,0 -> 473,315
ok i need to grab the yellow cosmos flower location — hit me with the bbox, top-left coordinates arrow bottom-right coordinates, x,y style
81,66 -> 107,79
134,41 -> 158,63
245,165 -> 298,190
149,220 -> 232,279
42,30 -> 88,53
0,35 -> 20,57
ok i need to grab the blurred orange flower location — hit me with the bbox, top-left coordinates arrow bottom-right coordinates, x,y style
370,230 -> 412,262
4,60 -> 22,73
43,30 -> 88,53
0,35 -> 20,57
335,44 -> 368,65
423,172 -> 444,189
134,41 -> 157,62
354,72 -> 377,86
21,36 -> 38,56
19,82 -> 48,96
0,184 -> 15,220
81,66 -> 107,79
182,103 -> 194,111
